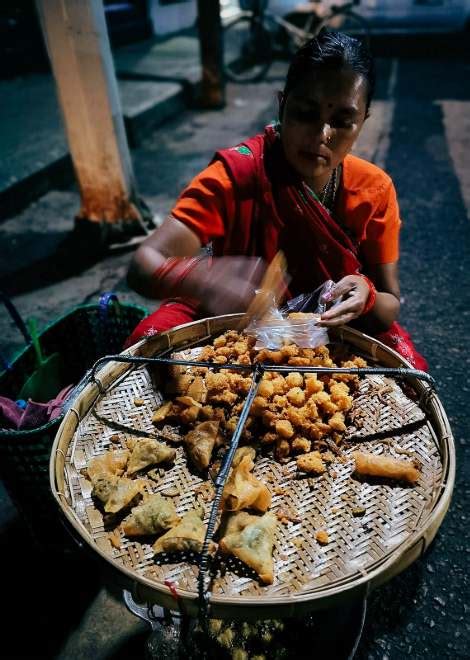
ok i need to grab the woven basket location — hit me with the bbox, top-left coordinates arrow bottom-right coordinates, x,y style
0,296 -> 147,548
51,315 -> 455,618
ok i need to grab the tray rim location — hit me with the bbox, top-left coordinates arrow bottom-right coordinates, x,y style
49,314 -> 455,618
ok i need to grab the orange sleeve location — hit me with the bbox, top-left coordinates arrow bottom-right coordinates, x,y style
170,160 -> 234,246
360,180 -> 402,265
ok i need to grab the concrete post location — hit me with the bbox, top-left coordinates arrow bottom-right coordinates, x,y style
35,0 -> 151,245
196,0 -> 226,108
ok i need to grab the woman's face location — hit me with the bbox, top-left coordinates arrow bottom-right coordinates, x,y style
279,67 -> 368,184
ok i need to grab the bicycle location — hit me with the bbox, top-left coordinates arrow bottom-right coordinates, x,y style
223,0 -> 370,83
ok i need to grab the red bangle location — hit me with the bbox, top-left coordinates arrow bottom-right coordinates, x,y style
359,274 -> 377,315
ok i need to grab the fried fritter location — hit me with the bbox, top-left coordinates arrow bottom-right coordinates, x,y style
163,332 -> 366,463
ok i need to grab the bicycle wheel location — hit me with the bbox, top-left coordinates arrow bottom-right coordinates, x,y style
323,10 -> 370,47
224,15 -> 273,83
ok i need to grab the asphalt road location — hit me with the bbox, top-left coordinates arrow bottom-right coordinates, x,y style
0,53 -> 469,659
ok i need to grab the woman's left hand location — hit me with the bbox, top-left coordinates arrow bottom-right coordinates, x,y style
318,275 -> 371,326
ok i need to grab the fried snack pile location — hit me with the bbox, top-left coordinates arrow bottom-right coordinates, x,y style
153,329 -> 368,472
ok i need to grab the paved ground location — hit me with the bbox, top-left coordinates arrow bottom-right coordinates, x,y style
1,51 -> 470,658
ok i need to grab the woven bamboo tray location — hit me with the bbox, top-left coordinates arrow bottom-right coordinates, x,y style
50,314 -> 455,620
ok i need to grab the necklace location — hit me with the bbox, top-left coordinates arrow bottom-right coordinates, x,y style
305,168 -> 338,211
320,172 -> 333,205
324,167 -> 339,210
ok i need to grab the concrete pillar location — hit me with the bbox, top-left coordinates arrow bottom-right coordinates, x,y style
196,0 -> 226,108
35,0 -> 150,245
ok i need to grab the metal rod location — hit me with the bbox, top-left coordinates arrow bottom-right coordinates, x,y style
197,364 -> 264,620
261,364 -> 436,387
89,354 -> 254,381
89,354 -> 435,389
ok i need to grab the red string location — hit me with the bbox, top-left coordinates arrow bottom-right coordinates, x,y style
164,579 -> 180,602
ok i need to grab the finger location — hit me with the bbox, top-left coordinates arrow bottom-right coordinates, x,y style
317,311 -> 356,327
321,297 -> 362,319
323,278 -> 353,302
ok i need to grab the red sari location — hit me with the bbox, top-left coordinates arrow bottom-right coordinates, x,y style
126,127 -> 427,371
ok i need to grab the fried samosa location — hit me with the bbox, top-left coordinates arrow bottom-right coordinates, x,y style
152,401 -> 172,423
184,421 -> 221,471
153,508 -> 206,554
232,446 -> 256,468
91,473 -> 120,504
219,511 -> 277,585
221,454 -> 271,513
104,478 -> 145,514
87,449 -> 129,482
127,438 -> 176,474
122,493 -> 179,536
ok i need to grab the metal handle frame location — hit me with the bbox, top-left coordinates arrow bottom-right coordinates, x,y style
71,351 -> 435,623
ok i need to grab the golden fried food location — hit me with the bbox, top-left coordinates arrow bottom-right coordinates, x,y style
287,312 -> 319,321
296,451 -> 327,475
153,330 -> 368,465
275,438 -> 290,460
304,375 -> 324,395
153,508 -> 206,554
152,401 -> 173,423
222,454 -> 271,513
122,493 -> 179,536
286,387 -> 305,406
127,438 -> 176,474
91,473 -> 120,504
352,451 -> 420,485
285,372 -> 303,388
315,530 -> 329,545
104,478 -> 145,514
275,419 -> 295,439
232,446 -> 256,467
328,412 -> 347,433
219,511 -> 277,585
185,421 -> 222,471
187,376 -> 207,403
87,449 -> 129,482
291,436 -> 311,453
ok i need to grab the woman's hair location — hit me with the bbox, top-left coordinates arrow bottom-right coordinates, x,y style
281,29 -> 376,115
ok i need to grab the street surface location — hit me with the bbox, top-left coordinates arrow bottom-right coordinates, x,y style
0,55 -> 469,658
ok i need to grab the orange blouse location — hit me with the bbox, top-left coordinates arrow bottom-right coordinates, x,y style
171,153 -> 401,266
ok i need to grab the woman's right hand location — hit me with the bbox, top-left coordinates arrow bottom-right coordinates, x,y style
127,217 -> 266,313
187,256 -> 266,316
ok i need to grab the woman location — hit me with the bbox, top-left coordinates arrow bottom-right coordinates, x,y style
126,30 -> 427,370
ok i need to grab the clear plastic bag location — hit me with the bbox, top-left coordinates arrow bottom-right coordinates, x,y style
246,280 -> 338,349
279,280 -> 336,316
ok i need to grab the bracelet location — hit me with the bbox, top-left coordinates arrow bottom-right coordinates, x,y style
359,274 -> 377,315
153,256 -> 206,292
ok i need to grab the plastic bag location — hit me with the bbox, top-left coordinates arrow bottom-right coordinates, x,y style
246,281 -> 338,349
279,280 -> 336,316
